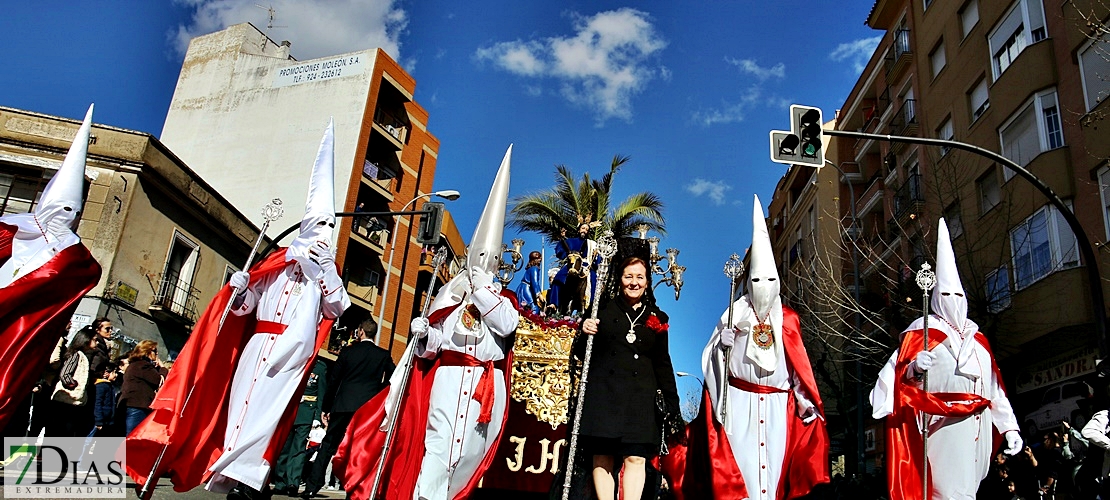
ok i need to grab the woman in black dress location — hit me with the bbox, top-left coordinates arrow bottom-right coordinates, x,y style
578,256 -> 680,500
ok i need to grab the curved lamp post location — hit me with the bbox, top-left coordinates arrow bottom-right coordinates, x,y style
374,189 -> 461,344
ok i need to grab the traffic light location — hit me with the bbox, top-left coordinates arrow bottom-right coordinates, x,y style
416,201 -> 444,246
791,105 -> 823,166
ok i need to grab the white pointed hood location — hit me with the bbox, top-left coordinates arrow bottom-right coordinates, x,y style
932,218 -> 970,335
37,104 -> 93,239
287,119 -> 337,271
748,194 -> 781,317
744,194 -> 785,372
466,144 -> 512,276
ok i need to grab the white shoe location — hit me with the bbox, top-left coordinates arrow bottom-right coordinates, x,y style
325,485 -> 339,491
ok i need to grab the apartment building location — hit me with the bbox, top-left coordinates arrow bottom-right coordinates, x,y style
828,0 -> 1110,453
159,23 -> 443,358
0,106 -> 262,359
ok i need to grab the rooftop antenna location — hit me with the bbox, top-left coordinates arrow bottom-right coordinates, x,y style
255,4 -> 287,30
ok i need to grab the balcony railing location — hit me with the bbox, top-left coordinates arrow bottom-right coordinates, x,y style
890,99 -> 917,137
150,271 -> 200,323
886,29 -> 913,78
892,173 -> 924,222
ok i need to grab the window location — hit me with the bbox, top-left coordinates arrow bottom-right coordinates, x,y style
1099,165 -> 1110,239
0,169 -> 49,217
989,0 -> 1047,78
978,168 -> 1001,213
222,264 -> 239,285
945,202 -> 964,238
1079,37 -> 1110,111
930,41 -> 947,78
999,89 -> 1064,180
924,0 -> 933,10
1009,202 -> 1079,289
937,117 -> 954,156
157,231 -> 200,318
986,266 -> 1011,313
960,0 -> 980,39
968,77 -> 990,122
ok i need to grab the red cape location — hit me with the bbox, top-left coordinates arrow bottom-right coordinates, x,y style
124,249 -> 333,492
0,222 -> 100,431
333,291 -> 518,500
664,305 -> 830,500
884,328 -> 1004,500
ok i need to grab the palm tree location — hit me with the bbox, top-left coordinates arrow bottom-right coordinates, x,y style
509,154 -> 666,240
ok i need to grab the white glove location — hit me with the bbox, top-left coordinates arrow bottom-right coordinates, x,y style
410,317 -> 430,338
1003,430 -> 1023,455
720,328 -> 736,348
914,350 -> 937,374
309,241 -> 336,273
470,267 -> 494,290
229,271 -> 250,292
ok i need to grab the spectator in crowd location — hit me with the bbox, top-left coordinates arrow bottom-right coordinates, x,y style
49,327 -> 98,437
271,358 -> 327,496
88,318 -> 114,374
1059,419 -> 1091,497
302,318 -> 394,497
91,362 -> 119,436
1006,445 -> 1040,500
1032,432 -> 1063,499
119,340 -> 161,435
76,362 -> 119,471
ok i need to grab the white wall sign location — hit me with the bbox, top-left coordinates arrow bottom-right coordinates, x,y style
1014,346 -> 1099,393
272,55 -> 366,88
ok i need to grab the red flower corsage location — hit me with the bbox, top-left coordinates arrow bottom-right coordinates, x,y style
646,314 -> 669,333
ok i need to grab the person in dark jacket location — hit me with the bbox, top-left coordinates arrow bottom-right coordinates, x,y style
302,318 -> 395,497
272,358 -> 328,496
77,362 -> 119,470
88,317 -> 114,375
576,256 -> 679,500
119,340 -> 161,435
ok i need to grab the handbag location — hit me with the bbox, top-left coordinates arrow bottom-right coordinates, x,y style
59,353 -> 82,390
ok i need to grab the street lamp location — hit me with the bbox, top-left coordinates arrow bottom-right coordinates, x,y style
374,189 -> 461,344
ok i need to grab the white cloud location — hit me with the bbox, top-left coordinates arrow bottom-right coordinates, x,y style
725,57 -> 785,81
685,178 -> 732,206
170,0 -> 407,63
691,85 -> 790,127
475,8 -> 667,125
829,36 -> 882,74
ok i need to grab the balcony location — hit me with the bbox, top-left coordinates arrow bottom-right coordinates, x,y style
373,107 -> 408,148
353,226 -> 389,255
889,99 -> 917,137
149,272 -> 200,324
856,174 -> 885,217
892,173 -> 924,224
886,29 -> 913,79
361,161 -> 396,201
346,281 -> 380,311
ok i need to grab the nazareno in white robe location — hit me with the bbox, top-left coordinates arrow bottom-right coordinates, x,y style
870,317 -> 1019,500
205,261 -> 349,492
410,278 -> 518,500
703,297 -> 817,500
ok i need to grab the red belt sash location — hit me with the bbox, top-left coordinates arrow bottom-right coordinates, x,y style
256,320 -> 288,335
729,377 -> 790,394
438,350 -> 507,424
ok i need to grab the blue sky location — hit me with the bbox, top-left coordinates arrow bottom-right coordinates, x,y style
1,1 -> 880,399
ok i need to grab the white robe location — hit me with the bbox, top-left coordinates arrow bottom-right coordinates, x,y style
702,297 -> 816,500
410,282 -> 518,500
870,317 -> 1019,500
205,262 -> 349,492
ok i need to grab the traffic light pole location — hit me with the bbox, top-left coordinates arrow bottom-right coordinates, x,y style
823,128 -> 1108,360
257,210 -> 432,257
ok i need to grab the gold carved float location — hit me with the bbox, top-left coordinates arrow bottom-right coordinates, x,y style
510,315 -> 578,429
